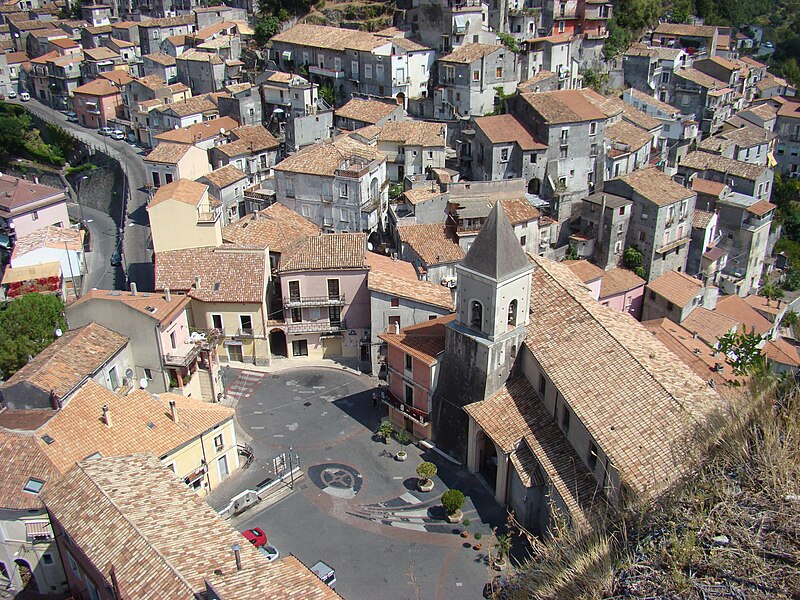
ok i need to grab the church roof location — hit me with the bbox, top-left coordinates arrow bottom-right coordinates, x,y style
460,202 -> 531,280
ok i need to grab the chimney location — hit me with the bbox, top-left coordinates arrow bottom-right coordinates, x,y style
102,404 -> 112,427
169,400 -> 178,423
130,282 -> 138,296
194,276 -> 201,289
164,287 -> 171,302
232,544 -> 242,571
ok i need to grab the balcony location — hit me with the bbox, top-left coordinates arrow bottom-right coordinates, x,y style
236,327 -> 255,337
286,319 -> 346,334
309,65 -> 345,79
163,342 -> 201,368
382,389 -> 430,426
584,29 -> 609,40
197,207 -> 221,224
284,294 -> 346,308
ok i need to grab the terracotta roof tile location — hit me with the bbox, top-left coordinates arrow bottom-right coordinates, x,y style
366,252 -> 453,310
499,197 -> 541,224
746,199 -> 776,216
377,120 -> 446,147
605,120 -> 652,151
646,270 -> 704,307
154,116 -> 239,145
473,114 -> 546,150
216,125 -> 279,157
681,151 -> 768,181
68,290 -> 192,324
272,23 -> 389,52
41,454 -> 339,599
691,177 -> 727,196
402,187 -> 445,206
654,23 -> 718,38
143,51 -> 176,66
599,268 -> 645,298
148,178 -> 207,208
439,43 -> 502,64
715,295 -> 772,336
335,98 -> 399,125
0,174 -> 64,214
200,165 -> 247,189
1,323 -> 128,400
520,88 -> 608,124
275,135 -> 385,177
144,142 -> 195,164
0,429 -> 59,510
11,225 -> 82,259
279,233 -> 367,272
222,203 -> 320,253
564,259 -> 604,283
526,255 -> 727,498
693,209 -> 714,229
379,314 -> 455,364
610,166 -> 695,207
155,246 -> 268,303
680,306 -> 738,345
397,223 -> 465,265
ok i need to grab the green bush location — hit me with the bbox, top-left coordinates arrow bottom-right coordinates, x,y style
441,489 -> 465,515
378,420 -> 395,441
416,461 -> 437,482
394,429 -> 411,444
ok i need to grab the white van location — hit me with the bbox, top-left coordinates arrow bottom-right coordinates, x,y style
20,92 -> 30,101
310,561 -> 336,589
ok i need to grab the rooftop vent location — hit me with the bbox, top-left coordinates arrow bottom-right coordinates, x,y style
41,434 -> 55,445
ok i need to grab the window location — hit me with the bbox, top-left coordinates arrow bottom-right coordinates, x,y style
500,148 -> 509,162
520,235 -> 526,246
285,177 -> 294,197
638,231 -> 646,242
23,478 -> 44,494
590,122 -> 597,135
470,300 -> 483,329
667,301 -> 674,311
339,208 -> 349,222
561,405 -> 570,432
40,553 -> 53,565
404,383 -> 414,406
619,207 -> 625,216
239,315 -> 252,333
108,366 -> 119,390
339,183 -> 349,198
614,240 -> 623,254
165,173 -> 173,184
365,64 -> 373,79
560,128 -> 569,143
390,297 -> 400,307
212,314 -> 223,330
292,340 -> 308,356
291,308 -> 302,323
144,368 -> 153,380
152,172 -> 161,187
169,331 -> 177,349
328,305 -> 341,326
590,143 -> 597,156
0,562 -> 7,580
538,374 -> 546,396
507,299 -> 518,326
218,454 -> 230,479
495,66 -> 503,78
560,146 -> 568,159
588,444 -> 598,470
389,315 -> 401,332
649,290 -> 656,300
376,63 -> 384,79
405,353 -> 413,372
327,279 -> 340,299
214,433 -> 224,450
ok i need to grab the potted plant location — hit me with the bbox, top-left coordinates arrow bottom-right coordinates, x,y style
394,429 -> 411,445
442,489 -> 465,523
473,532 -> 482,551
416,461 -> 437,492
378,420 -> 394,444
396,449 -> 407,461
493,533 -> 511,569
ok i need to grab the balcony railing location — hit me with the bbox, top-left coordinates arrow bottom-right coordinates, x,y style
284,294 -> 346,308
382,389 -> 430,426
163,342 -> 201,367
236,327 -> 255,337
309,65 -> 345,79
197,208 -> 221,223
286,319 -> 346,334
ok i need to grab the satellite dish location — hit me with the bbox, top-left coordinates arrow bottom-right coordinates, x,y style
125,368 -> 134,379
367,242 -> 373,251
139,378 -> 149,389
54,328 -> 63,337
220,127 -> 226,134
174,124 -> 179,129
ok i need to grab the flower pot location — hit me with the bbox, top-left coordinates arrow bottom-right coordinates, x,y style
446,508 -> 463,524
493,558 -> 507,570
460,531 -> 469,538
418,478 -> 434,492
396,451 -> 407,462
473,543 -> 482,551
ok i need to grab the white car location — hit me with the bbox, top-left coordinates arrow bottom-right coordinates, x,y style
110,129 -> 125,140
257,545 -> 280,562
66,112 -> 78,122
20,92 -> 30,101
7,90 -> 16,99
98,126 -> 113,136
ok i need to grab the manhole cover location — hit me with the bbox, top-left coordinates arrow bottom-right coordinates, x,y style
303,402 -> 312,407
308,463 -> 362,499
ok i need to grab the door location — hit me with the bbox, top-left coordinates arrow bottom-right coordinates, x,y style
322,337 -> 342,358
217,455 -> 229,480
227,344 -> 243,362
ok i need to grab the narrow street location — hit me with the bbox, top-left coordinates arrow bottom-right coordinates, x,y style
11,98 -> 153,291
67,203 -> 119,292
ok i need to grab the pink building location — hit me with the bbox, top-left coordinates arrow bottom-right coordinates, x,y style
566,260 -> 646,320
0,174 -> 69,240
275,233 -> 371,361
72,78 -> 123,129
379,314 -> 456,439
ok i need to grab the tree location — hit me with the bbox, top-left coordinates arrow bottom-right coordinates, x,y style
0,294 -> 66,378
759,283 -> 785,303
615,0 -> 661,32
253,16 -> 281,46
623,246 -> 646,278
782,58 -> 800,87
781,310 -> 798,328
603,17 -> 632,60
441,489 -> 465,516
565,244 -> 580,260
671,0 -> 692,23
716,329 -> 766,376
318,84 -> 335,106
497,32 -> 519,53
416,461 -> 437,484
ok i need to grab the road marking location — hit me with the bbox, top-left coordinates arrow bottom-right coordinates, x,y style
312,385 -> 325,389
298,390 -> 313,395
393,476 -> 403,480
253,410 -> 263,414
274,434 -> 285,438
320,411 -> 328,416
456,583 -> 462,587
287,423 -> 299,431
251,426 -> 265,430
244,393 -> 251,397
391,522 -> 426,532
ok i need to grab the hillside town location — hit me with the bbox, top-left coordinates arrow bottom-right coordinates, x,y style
0,0 -> 798,597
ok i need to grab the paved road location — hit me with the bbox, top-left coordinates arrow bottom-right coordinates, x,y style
67,203 -> 120,292
9,98 -> 153,291
217,367 -> 505,600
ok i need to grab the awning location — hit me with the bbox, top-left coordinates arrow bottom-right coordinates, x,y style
224,339 -> 243,346
282,50 -> 293,60
183,466 -> 206,483
25,521 -> 53,540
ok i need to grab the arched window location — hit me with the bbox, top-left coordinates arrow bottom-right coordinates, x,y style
470,300 -> 483,329
507,299 -> 518,327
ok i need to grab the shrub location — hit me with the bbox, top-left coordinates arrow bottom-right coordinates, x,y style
378,420 -> 395,440
441,489 -> 465,515
394,429 -> 411,444
416,461 -> 437,482
474,532 -> 482,540
462,519 -> 471,527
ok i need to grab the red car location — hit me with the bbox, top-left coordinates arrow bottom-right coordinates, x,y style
242,527 -> 267,548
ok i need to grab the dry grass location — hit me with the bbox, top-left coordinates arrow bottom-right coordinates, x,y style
495,379 -> 800,599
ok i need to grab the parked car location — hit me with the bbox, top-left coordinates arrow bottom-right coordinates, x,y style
241,527 -> 267,548
311,561 -> 336,589
7,90 -> 17,99
110,250 -> 122,266
98,126 -> 113,136
20,92 -> 30,101
257,544 -> 280,562
110,129 -> 125,140
66,112 -> 78,122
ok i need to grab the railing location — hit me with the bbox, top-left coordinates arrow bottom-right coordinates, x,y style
197,209 -> 221,223
163,343 -> 201,367
237,327 -> 255,337
286,319 -> 346,334
309,65 -> 345,79
382,389 -> 430,426
284,294 -> 346,308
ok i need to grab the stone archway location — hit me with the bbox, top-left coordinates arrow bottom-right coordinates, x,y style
14,559 -> 36,592
528,177 -> 541,195
396,92 -> 405,107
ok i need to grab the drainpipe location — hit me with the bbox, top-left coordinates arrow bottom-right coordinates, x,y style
200,432 -> 212,492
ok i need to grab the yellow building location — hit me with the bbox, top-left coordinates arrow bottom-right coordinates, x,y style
155,245 -> 272,365
147,178 -> 223,254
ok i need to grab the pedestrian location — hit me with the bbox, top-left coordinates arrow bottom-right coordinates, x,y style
372,391 -> 378,408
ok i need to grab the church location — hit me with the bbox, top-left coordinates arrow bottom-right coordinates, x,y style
427,202 -> 730,532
